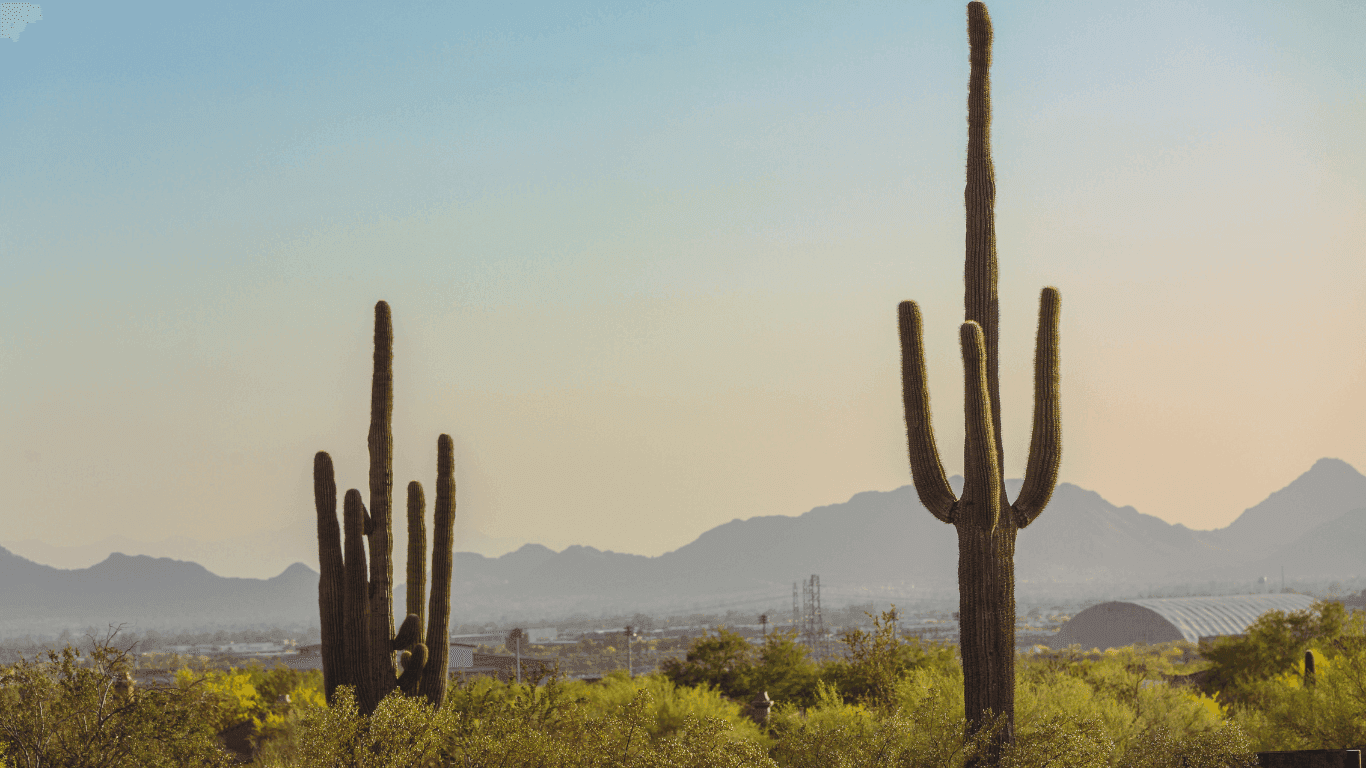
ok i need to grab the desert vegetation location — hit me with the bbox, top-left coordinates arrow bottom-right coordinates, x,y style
3,601 -> 1365,766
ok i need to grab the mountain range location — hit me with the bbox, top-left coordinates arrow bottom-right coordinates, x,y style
2,458 -> 1363,632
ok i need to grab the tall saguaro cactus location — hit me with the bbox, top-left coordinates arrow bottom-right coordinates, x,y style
897,2 -> 1062,757
313,300 -> 458,715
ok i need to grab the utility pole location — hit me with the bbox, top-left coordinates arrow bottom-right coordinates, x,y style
516,630 -> 522,685
625,625 -> 632,677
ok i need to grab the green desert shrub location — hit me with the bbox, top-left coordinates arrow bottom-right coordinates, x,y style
439,670 -> 765,744
1225,607 -> 1366,751
820,608 -> 959,712
768,677 -> 996,768
179,661 -> 326,762
1017,643 -> 1237,761
1200,600 -> 1347,709
0,630 -> 235,767
284,680 -> 775,768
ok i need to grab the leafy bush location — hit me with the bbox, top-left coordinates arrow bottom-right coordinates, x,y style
768,678 -> 996,768
0,627 -> 234,767
1201,600 -> 1346,708
1225,608 -> 1366,751
286,679 -> 776,768
1018,644 -> 1235,760
658,626 -> 756,700
291,685 -> 457,768
442,670 -> 765,743
821,608 -> 959,712
180,660 -> 326,762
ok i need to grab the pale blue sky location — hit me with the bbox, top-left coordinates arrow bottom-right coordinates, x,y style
3,0 -> 1364,577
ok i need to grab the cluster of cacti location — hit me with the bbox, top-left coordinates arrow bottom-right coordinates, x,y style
897,1 -> 1062,758
313,300 -> 456,715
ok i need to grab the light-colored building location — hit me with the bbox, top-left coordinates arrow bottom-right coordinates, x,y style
278,643 -> 475,672
450,643 -> 475,668
525,627 -> 557,644
1050,593 -> 1318,651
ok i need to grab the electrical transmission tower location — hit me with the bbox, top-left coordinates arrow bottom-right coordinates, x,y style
801,574 -> 826,660
792,582 -> 800,631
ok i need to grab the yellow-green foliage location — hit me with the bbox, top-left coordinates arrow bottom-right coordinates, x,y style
822,609 -> 960,711
0,632 -> 234,767
291,685 -> 458,768
768,675 -> 994,768
1201,600 -> 1347,709
1016,644 -> 1247,766
445,670 -> 765,743
282,679 -> 776,768
173,658 -> 327,762
1219,606 -> 1366,751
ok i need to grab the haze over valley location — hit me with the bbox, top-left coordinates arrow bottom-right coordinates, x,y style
3,457 -> 1362,634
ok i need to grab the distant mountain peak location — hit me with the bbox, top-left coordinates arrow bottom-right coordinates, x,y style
277,562 -> 317,580
1209,458 -> 1366,555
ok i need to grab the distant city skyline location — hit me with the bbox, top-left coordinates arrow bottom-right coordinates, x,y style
3,0 -> 1364,576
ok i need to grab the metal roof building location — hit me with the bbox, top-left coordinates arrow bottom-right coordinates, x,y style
1049,594 -> 1318,651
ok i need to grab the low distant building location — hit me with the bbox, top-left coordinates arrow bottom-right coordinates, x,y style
453,652 -> 556,684
1050,594 -> 1318,651
278,643 -> 476,673
165,641 -> 293,655
525,627 -> 557,644
450,643 -> 475,668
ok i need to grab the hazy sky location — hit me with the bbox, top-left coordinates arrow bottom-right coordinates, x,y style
3,0 -> 1364,576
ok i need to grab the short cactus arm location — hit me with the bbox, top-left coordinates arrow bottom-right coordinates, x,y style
960,321 -> 1002,533
392,613 -> 422,651
1011,287 -> 1061,529
898,300 -> 958,522
398,643 -> 428,696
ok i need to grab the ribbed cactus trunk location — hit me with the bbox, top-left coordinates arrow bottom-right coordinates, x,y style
897,3 -> 1062,762
313,300 -> 459,715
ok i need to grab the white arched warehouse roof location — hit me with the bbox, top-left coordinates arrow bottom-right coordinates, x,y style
1050,594 -> 1318,651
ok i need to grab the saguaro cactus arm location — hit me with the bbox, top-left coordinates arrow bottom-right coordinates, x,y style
392,613 -> 422,651
959,322 -> 1002,534
398,643 -> 428,696
406,481 -> 427,633
313,452 -> 344,705
421,433 -> 457,707
1011,287 -> 1062,529
342,489 -> 376,714
898,300 -> 959,523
